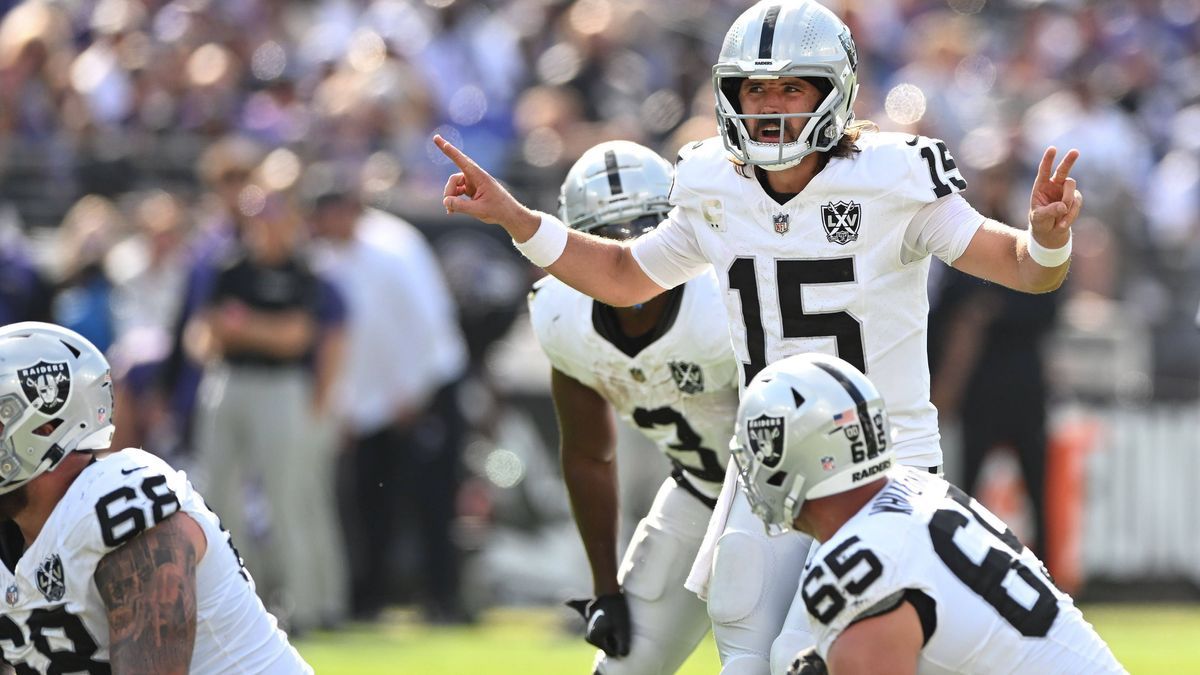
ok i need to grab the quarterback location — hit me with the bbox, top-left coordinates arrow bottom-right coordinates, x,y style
437,0 -> 1080,671
538,141 -> 809,674
729,353 -> 1123,675
0,322 -> 310,674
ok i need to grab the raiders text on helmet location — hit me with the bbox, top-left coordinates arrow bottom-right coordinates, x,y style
713,0 -> 860,170
0,323 -> 115,494
730,353 -> 893,534
558,141 -> 674,240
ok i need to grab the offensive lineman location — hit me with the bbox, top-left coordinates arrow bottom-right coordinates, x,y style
534,141 -> 808,674
435,1 -> 1082,671
0,322 -> 310,673
729,352 -> 1123,675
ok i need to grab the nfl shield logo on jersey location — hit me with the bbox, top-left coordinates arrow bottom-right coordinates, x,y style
18,361 -> 70,415
772,213 -> 790,235
5,584 -> 18,606
821,201 -> 862,245
746,414 -> 785,468
669,361 -> 704,394
35,554 -> 65,602
821,455 -> 836,472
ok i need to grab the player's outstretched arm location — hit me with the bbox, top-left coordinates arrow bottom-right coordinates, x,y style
953,147 -> 1082,294
825,601 -> 923,675
95,512 -> 207,675
434,135 -> 665,307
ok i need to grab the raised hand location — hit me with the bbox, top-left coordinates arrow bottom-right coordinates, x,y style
434,135 -> 539,235
1028,147 -> 1083,249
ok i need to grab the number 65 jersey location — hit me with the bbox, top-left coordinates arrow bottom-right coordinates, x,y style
0,448 -> 310,674
528,270 -> 739,499
802,466 -> 1123,674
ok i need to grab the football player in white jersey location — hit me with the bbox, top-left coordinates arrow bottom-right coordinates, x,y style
536,141 -> 809,674
0,322 -> 310,674
730,353 -> 1124,675
435,1 -> 1081,671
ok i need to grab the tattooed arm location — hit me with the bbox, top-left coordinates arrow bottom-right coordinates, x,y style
95,512 -> 207,675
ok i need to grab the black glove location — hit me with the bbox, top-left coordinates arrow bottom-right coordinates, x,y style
787,647 -> 828,675
565,592 -> 631,657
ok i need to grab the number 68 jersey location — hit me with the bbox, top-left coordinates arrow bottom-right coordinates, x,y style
528,271 -> 739,499
0,448 -> 309,674
802,466 -> 1124,674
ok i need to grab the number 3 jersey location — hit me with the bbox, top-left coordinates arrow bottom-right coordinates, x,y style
528,271 -> 739,499
802,466 -> 1123,674
0,448 -> 310,674
631,133 -> 986,467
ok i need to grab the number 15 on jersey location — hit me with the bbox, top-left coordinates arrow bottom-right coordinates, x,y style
728,256 -> 866,383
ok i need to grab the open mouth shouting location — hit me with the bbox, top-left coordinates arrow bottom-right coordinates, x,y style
754,121 -> 789,143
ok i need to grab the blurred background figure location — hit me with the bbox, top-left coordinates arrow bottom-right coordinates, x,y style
186,181 -> 331,634
306,163 -> 471,624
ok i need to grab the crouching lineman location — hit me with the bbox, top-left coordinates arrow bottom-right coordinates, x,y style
729,352 -> 1124,675
0,322 -> 311,673
531,141 -> 810,674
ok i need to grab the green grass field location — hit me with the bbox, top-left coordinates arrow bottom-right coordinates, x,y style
295,604 -> 1200,674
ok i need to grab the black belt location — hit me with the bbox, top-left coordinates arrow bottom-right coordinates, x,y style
670,466 -> 718,510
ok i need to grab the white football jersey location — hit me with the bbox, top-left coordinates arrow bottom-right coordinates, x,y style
528,270 -> 739,498
802,466 -> 1124,674
0,448 -> 310,674
632,133 -> 983,466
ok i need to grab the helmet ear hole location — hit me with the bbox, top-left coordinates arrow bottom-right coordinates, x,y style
32,419 -> 64,437
766,470 -> 788,487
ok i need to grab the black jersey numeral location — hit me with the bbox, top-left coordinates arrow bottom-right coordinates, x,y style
728,257 -> 865,383
0,607 -> 110,674
95,475 -> 181,547
929,485 -> 1060,637
632,406 -> 725,482
919,140 -> 967,198
802,535 -> 884,625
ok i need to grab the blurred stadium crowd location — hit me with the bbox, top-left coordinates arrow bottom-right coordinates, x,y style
0,0 -> 1197,630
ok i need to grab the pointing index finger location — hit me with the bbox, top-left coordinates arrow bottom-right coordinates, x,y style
434,134 -> 481,176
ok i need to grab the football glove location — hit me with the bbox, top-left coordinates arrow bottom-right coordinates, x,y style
787,647 -> 828,675
565,591 -> 631,657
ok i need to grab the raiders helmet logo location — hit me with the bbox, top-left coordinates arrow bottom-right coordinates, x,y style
746,413 -> 785,468
821,201 -> 861,245
18,361 -> 70,415
35,554 -> 65,602
772,213 -> 790,235
669,361 -> 704,394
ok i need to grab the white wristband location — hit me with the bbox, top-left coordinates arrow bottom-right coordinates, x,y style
1027,230 -> 1072,268
513,212 -> 570,268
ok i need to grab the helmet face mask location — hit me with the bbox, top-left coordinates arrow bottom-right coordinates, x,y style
713,1 -> 860,171
731,353 -> 894,536
0,323 -> 115,495
558,141 -> 674,239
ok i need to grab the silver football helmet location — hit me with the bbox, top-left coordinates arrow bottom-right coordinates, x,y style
0,322 -> 115,494
713,0 -> 859,171
558,141 -> 673,240
731,353 -> 893,535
